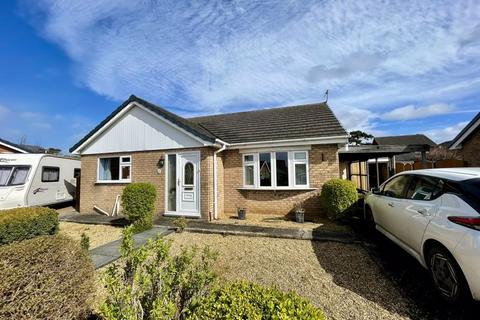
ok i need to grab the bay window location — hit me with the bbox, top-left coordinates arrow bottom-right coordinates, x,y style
242,150 -> 309,188
98,155 -> 131,183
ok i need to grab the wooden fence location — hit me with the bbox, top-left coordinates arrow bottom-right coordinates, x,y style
395,159 -> 466,173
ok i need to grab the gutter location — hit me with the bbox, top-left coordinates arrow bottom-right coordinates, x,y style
213,138 -> 229,220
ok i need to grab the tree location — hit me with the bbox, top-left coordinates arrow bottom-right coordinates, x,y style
349,130 -> 373,145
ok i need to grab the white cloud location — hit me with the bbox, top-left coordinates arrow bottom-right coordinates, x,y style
19,0 -> 480,115
422,121 -> 469,143
382,103 -> 455,121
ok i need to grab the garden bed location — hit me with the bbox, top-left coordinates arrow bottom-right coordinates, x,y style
59,222 -> 123,249
212,213 -> 350,232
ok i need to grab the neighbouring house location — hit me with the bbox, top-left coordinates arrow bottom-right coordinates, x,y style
449,112 -> 480,167
70,95 -> 349,219
0,138 -> 46,154
373,134 -> 436,163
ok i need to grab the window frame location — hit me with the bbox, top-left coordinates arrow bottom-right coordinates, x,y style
242,154 -> 257,187
41,166 -> 60,183
97,155 -> 132,184
242,150 -> 310,189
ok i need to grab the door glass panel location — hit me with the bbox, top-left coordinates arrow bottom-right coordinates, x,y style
184,162 -> 194,185
406,176 -> 443,200
167,154 -> 176,211
382,175 -> 410,198
259,153 -> 271,186
276,152 -> 289,186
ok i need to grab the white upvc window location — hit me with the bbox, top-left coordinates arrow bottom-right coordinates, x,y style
292,151 -> 309,187
97,155 -> 132,183
243,154 -> 256,187
242,150 -> 309,189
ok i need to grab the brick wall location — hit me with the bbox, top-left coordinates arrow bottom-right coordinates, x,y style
79,147 -> 214,219
459,128 -> 480,167
220,144 -> 340,219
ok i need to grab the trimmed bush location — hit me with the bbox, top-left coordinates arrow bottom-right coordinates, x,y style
187,281 -> 324,320
121,182 -> 157,232
0,235 -> 95,319
320,179 -> 358,220
0,207 -> 58,245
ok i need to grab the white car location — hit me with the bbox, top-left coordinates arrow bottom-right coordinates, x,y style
364,168 -> 480,303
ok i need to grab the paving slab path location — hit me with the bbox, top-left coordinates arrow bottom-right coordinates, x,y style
90,226 -> 172,269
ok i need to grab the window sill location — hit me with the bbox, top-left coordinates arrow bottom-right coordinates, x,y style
95,181 -> 131,185
237,187 -> 317,191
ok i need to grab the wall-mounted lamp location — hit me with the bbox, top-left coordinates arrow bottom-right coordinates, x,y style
157,155 -> 165,174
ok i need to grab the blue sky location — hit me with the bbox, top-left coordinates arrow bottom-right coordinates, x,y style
1,0 -> 479,152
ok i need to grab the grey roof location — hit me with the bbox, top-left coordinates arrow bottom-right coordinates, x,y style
373,134 -> 436,146
189,102 -> 347,144
70,95 -> 216,153
70,97 -> 348,152
449,112 -> 480,149
0,138 -> 46,153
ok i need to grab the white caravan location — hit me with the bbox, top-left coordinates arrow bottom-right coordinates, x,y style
0,154 -> 80,210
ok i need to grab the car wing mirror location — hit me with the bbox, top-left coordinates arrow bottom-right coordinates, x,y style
371,187 -> 381,195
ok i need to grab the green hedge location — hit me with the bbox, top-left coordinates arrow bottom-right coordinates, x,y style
0,235 -> 95,319
0,207 -> 58,245
187,281 -> 324,320
320,179 -> 358,220
122,183 -> 157,232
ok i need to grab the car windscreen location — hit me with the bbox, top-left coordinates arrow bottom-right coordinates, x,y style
0,165 -> 30,186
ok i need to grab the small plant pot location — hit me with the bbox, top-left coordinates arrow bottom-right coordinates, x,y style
237,209 -> 247,220
295,210 -> 305,223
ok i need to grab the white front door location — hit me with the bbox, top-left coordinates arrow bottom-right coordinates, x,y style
165,152 -> 200,217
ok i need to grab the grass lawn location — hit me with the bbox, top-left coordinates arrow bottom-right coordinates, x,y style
168,232 -> 414,320
59,222 -> 123,249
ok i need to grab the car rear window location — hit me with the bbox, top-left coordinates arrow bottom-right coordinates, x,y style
462,178 -> 480,203
447,178 -> 480,214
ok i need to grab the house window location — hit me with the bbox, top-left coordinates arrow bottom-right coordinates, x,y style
259,153 -> 272,187
293,151 -> 308,187
243,154 -> 255,186
42,166 -> 60,182
242,150 -> 309,188
98,156 -> 131,182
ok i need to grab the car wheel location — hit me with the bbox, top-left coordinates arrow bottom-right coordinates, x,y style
426,245 -> 470,303
364,206 -> 375,230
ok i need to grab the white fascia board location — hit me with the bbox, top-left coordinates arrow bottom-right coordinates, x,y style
0,141 -> 28,153
229,135 -> 349,150
72,102 -> 215,154
449,117 -> 480,150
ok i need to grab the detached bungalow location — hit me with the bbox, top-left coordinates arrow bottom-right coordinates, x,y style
70,95 -> 348,219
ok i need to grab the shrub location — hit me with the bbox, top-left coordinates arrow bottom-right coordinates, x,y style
187,281 -> 324,320
320,179 -> 358,220
0,206 -> 58,245
122,183 -> 157,232
100,226 -> 217,320
173,216 -> 188,233
0,235 -> 95,319
80,232 -> 90,251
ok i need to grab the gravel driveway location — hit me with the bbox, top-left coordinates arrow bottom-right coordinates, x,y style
168,233 -> 415,320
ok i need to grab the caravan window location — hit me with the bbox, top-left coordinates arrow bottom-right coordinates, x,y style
98,156 -> 131,183
0,166 -> 30,186
42,166 -> 60,182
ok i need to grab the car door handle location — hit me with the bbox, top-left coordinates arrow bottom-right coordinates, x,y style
417,208 -> 428,215
387,202 -> 394,207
